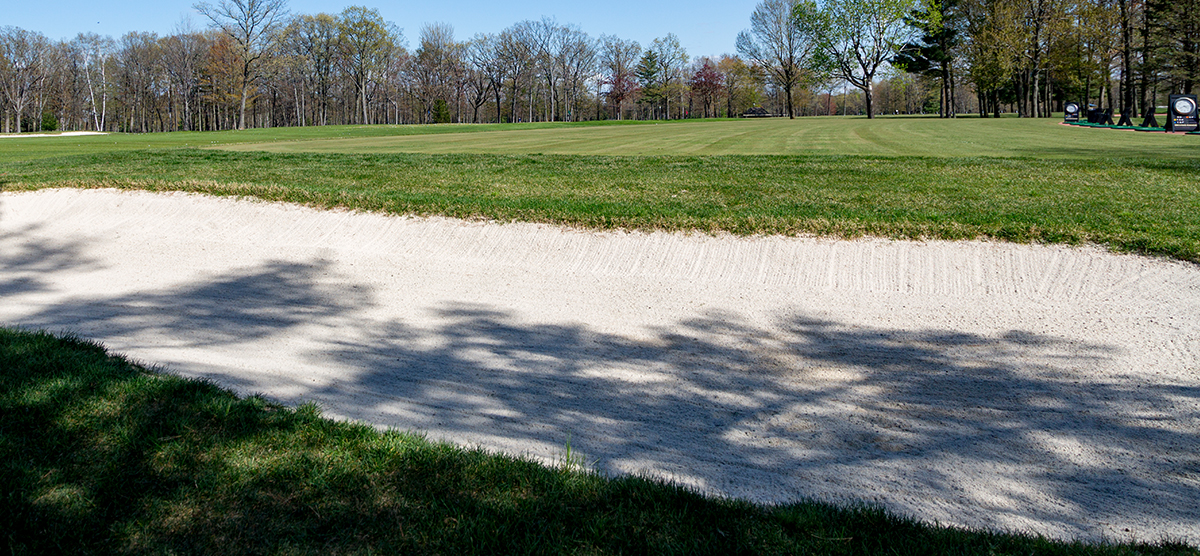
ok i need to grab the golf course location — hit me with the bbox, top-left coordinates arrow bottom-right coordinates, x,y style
4,116 -> 1199,262
2,116 -> 1198,554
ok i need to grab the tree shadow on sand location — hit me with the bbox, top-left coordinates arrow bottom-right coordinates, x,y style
3,236 -> 1196,542
8,258 -> 372,350
302,303 -> 1198,542
0,222 -> 105,298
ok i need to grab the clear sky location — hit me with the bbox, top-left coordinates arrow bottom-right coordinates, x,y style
6,0 -> 759,59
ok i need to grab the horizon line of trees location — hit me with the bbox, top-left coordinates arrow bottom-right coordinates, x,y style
3,0 -> 1191,132
1,13 -> 762,133
737,0 -> 1200,120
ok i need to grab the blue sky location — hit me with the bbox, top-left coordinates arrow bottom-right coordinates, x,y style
6,0 -> 759,59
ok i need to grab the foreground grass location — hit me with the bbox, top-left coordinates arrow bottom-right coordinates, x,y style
2,327 -> 1194,555
3,148 -> 1198,262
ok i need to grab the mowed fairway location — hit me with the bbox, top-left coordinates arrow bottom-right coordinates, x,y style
3,117 -> 1199,262
216,116 -> 1200,158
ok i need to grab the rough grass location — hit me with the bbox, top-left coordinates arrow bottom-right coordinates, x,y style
3,327 -> 1196,555
4,148 -> 1198,262
3,117 -> 1199,261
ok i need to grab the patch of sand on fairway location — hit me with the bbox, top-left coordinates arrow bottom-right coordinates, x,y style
0,131 -> 109,138
2,188 -> 1197,544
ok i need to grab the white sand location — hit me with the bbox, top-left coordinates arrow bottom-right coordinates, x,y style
0,131 -> 108,138
2,188 -> 1197,544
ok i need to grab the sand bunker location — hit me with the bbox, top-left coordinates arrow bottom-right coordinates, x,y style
0,131 -> 109,138
2,188 -> 1197,543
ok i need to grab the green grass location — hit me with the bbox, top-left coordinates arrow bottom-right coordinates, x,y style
4,147 -> 1198,262
3,327 -> 1195,555
211,116 -> 1200,159
0,120 -> 662,163
3,118 -> 1199,262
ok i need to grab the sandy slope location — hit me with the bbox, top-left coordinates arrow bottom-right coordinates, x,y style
2,188 -> 1197,544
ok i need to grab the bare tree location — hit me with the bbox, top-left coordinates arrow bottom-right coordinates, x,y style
0,27 -> 51,133
498,23 -> 536,122
194,0 -> 289,129
526,19 -> 559,121
464,34 -> 496,123
162,24 -> 209,130
46,39 -> 83,131
411,22 -> 459,123
72,33 -> 114,131
284,13 -> 338,125
650,34 -> 688,118
557,27 -> 596,121
468,33 -> 508,123
599,35 -> 641,119
737,0 -> 821,118
379,41 -> 411,124
115,31 -> 163,133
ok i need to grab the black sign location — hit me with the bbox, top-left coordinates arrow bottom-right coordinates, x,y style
1168,94 -> 1198,132
1064,102 -> 1080,122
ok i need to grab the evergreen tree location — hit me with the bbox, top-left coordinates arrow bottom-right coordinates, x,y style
892,0 -> 962,117
1145,0 -> 1200,94
432,98 -> 452,123
635,50 -> 663,118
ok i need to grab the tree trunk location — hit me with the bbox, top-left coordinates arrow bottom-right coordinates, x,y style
1032,69 -> 1041,118
361,81 -> 368,125
950,66 -> 957,117
864,80 -> 874,119
239,85 -> 248,130
494,81 -> 503,123
1016,74 -> 1025,117
784,82 -> 794,119
1138,6 -> 1158,127
1119,0 -> 1136,119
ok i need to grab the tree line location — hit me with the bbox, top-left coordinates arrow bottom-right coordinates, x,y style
750,0 -> 1200,120
0,2 -> 769,133
2,0 -> 1193,132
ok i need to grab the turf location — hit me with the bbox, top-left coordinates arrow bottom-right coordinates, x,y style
4,117 -> 1199,263
0,120 -> 658,163
3,144 -> 1198,262
209,116 -> 1200,159
3,327 -> 1195,555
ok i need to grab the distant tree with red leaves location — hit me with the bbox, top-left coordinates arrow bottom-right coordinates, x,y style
689,57 -> 724,118
599,34 -> 641,119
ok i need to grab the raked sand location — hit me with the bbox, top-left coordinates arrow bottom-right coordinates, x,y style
2,188 -> 1198,544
